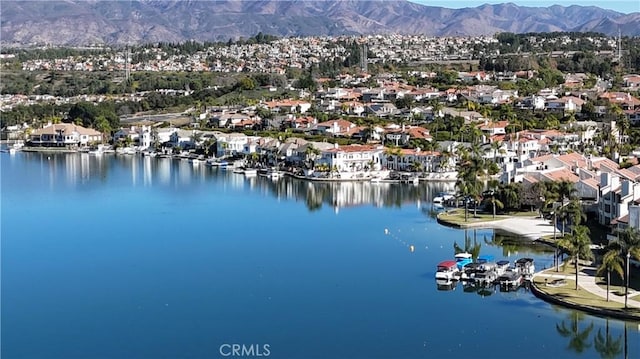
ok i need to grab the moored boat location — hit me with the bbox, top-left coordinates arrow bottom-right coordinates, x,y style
435,260 -> 459,281
498,270 -> 523,289
454,252 -> 473,270
244,168 -> 258,177
515,258 -> 535,280
495,260 -> 510,276
435,278 -> 457,291
433,191 -> 455,204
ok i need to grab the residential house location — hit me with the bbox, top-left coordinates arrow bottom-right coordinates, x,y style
623,74 -> 640,89
29,123 -> 103,148
598,172 -> 640,226
365,102 -> 398,117
261,99 -> 312,114
313,119 -> 357,137
215,133 -> 259,157
383,125 -> 432,146
382,148 -> 441,172
318,144 -> 384,174
169,130 -> 197,149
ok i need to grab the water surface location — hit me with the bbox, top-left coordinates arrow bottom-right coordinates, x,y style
2,152 -> 639,359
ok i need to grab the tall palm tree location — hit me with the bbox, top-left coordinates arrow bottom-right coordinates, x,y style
596,250 -> 624,302
609,226 -> 640,308
557,225 -> 594,290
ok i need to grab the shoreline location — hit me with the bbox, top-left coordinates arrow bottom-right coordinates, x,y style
437,213 -> 640,321
13,149 -> 458,183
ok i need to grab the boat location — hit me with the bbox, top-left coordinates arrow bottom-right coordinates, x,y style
435,260 -> 459,281
515,258 -> 535,280
498,270 -> 523,289
232,167 -> 244,174
269,170 -> 284,180
433,192 -> 455,204
244,168 -> 258,177
88,145 -> 105,155
370,176 -> 382,183
435,278 -> 457,291
460,262 -> 482,281
474,269 -> 498,287
454,252 -> 473,270
495,260 -> 510,276
477,255 -> 495,265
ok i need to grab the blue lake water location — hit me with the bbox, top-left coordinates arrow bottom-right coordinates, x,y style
2,152 -> 639,359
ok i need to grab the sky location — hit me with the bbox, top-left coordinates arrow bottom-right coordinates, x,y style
413,1 -> 640,14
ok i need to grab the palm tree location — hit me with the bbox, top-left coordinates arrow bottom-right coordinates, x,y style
596,250 -> 624,302
304,144 -> 321,169
490,141 -> 503,163
556,312 -> 594,354
557,225 -> 594,290
608,226 -> 640,308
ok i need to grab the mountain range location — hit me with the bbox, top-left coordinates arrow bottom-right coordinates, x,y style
1,0 -> 638,46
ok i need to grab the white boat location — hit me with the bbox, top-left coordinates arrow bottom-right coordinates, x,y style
244,168 -> 258,177
454,252 -> 473,270
474,269 -> 498,287
232,168 -> 244,174
433,192 -> 455,204
498,270 -> 523,289
495,260 -> 510,276
88,145 -> 105,155
515,258 -> 535,280
269,170 -> 284,180
370,177 -> 382,183
435,260 -> 459,281
436,278 -> 457,291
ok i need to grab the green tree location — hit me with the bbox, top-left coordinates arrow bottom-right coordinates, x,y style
557,225 -> 594,290
596,250 -> 624,302
608,226 -> 640,308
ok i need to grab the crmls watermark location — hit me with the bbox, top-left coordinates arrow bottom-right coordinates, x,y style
219,344 -> 271,357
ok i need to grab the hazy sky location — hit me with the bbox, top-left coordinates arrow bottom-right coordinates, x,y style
413,1 -> 640,14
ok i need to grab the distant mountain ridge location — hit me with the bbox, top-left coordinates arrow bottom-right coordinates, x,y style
1,0 -> 638,46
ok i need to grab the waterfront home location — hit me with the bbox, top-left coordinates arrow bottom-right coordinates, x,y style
113,125 -> 152,149
169,130 -> 196,149
382,148 -> 441,172
29,123 -> 102,148
215,133 -> 260,157
316,144 -> 384,177
598,172 -> 640,226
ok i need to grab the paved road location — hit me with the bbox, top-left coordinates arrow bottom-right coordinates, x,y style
462,215 -> 558,240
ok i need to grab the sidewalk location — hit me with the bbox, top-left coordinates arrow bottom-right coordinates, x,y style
534,266 -> 640,309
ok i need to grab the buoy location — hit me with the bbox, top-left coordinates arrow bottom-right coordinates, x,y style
409,245 -> 415,253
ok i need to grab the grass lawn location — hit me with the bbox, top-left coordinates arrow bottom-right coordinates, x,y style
532,275 -> 640,317
594,268 -> 640,300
